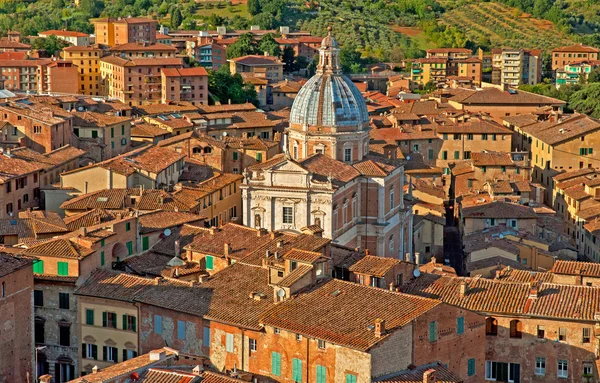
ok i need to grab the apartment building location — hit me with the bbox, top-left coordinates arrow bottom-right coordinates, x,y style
61,46 -> 102,96
39,30 -> 90,46
0,254 -> 34,383
491,48 -> 542,86
412,57 -> 447,85
0,59 -> 51,91
46,60 -> 80,94
556,59 -> 600,87
186,42 -> 226,70
109,42 -> 177,58
458,198 -> 538,236
551,43 -> 600,71
99,56 -> 183,106
0,149 -> 43,218
228,55 -> 284,83
161,67 -> 208,105
93,17 -> 158,47
71,111 -> 132,161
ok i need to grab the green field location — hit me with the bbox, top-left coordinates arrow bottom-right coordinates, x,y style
193,1 -> 248,19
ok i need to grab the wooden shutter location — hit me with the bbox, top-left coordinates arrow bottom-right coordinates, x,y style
82,343 -> 86,359
123,314 -> 127,330
102,311 -> 107,327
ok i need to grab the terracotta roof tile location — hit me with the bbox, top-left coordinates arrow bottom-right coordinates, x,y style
495,267 -> 554,283
552,44 -> 600,53
260,279 -> 440,351
0,253 -> 32,277
461,200 -> 537,219
283,249 -> 327,264
375,362 -> 463,383
449,87 -> 565,106
471,151 -> 514,166
551,260 -> 600,277
349,255 -> 401,277
23,238 -> 94,260
138,211 -> 205,234
184,223 -> 271,259
110,42 -> 177,52
278,264 -> 313,287
139,368 -> 200,383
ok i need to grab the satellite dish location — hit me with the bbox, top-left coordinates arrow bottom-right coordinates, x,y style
277,288 -> 286,297
406,155 -> 411,161
163,228 -> 172,237
222,131 -> 228,136
413,269 -> 421,278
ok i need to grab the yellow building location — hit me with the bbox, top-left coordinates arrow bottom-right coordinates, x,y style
412,58 -> 447,85
62,45 -> 103,96
75,270 -> 152,373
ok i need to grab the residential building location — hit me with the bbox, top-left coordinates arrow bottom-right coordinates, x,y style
59,145 -> 185,195
99,56 -> 183,106
270,79 -> 303,109
492,48 -> 542,86
412,58 -> 447,85
0,32 -> 31,52
161,67 -> 208,105
228,55 -> 284,83
242,32 -> 410,257
348,254 -> 416,288
39,30 -> 90,46
186,42 -> 226,70
551,43 -> 600,71
404,273 -> 600,383
9,145 -> 85,187
0,58 -> 51,92
0,149 -> 44,218
61,46 -> 103,96
456,57 -> 482,85
458,198 -> 538,236
46,60 -> 81,94
0,253 -> 34,383
108,42 -> 176,58
93,17 -> 158,47
71,111 -> 131,161
130,123 -> 171,145
556,59 -> 600,87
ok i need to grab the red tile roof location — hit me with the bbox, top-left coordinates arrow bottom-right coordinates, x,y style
552,44 -> 600,53
0,253 -> 32,277
349,255 -> 401,277
375,362 -> 463,383
551,260 -> 600,277
39,30 -> 89,37
161,67 -> 208,77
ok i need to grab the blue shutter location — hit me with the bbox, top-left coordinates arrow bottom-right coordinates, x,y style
203,327 -> 210,347
154,315 -> 162,334
345,374 -> 357,383
429,321 -> 437,342
177,320 -> 185,340
457,316 -> 465,335
292,358 -> 302,382
468,358 -> 475,376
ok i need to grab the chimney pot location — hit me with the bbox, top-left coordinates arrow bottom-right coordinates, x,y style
92,366 -> 99,374
423,369 -> 436,383
374,318 -> 385,338
365,249 -> 370,256
224,242 -> 231,256
459,280 -> 468,298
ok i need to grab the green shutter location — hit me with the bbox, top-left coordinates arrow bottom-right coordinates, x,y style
100,251 -> 105,266
101,239 -> 105,247
102,311 -> 107,327
345,374 -> 357,383
111,127 -> 114,138
206,255 -> 214,270
33,259 -> 44,274
468,358 -> 475,376
132,316 -> 136,332
121,125 -> 125,135
429,321 -> 437,342
142,236 -> 149,251
126,241 -> 133,255
272,352 -> 281,376
454,151 -> 459,160
590,148 -> 594,154
457,316 -> 464,335
292,358 -> 302,382
256,153 -> 262,162
428,149 -> 433,160
316,365 -> 326,383
580,148 -> 585,155
442,151 -> 447,160
57,262 -> 68,276
86,309 -> 94,325
125,222 -> 130,231
123,314 -> 127,330
233,152 -> 238,160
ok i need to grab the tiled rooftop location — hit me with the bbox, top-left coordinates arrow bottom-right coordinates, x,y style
348,255 -> 401,277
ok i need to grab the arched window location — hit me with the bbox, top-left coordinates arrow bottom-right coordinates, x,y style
203,146 -> 212,154
510,319 -> 522,338
192,147 -> 202,154
486,317 -> 498,336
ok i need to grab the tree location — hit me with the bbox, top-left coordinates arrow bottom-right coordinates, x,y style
569,83 -> 600,118
226,32 -> 259,59
79,0 -> 104,17
247,0 -> 261,16
587,67 -> 600,83
170,7 -> 182,29
258,33 -> 281,57
208,65 -> 258,105
31,35 -> 69,57
281,45 -> 296,72
340,43 -> 362,73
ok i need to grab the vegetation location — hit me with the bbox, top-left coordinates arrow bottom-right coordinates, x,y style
207,65 -> 258,105
30,35 -> 70,56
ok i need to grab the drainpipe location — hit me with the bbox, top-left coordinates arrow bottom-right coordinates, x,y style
241,329 -> 245,371
306,336 -> 310,383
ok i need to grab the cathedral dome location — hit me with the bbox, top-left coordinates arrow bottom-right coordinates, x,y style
289,31 -> 369,129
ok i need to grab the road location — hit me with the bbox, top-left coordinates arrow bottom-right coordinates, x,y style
444,205 -> 464,275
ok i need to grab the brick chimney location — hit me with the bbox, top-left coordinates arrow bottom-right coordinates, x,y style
529,282 -> 539,299
365,249 -> 370,256
459,280 -> 468,298
374,318 -> 385,338
224,243 -> 231,257
575,268 -> 583,285
422,369 -> 436,383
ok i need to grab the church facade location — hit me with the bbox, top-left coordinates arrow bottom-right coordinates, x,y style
241,31 -> 412,259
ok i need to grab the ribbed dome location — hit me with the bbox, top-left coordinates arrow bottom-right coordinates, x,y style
289,31 -> 369,128
289,74 -> 369,128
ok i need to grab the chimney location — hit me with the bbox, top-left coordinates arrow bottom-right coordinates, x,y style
192,365 -> 203,375
277,240 -> 283,248
270,231 -> 277,240
92,366 -> 99,374
265,250 -> 270,258
80,227 -> 87,236
529,282 -> 539,299
374,318 -> 385,338
154,277 -> 161,285
575,268 -> 583,285
459,280 -> 468,298
415,252 -> 421,265
365,249 -> 370,256
224,242 -> 231,257
39,375 -> 53,383
149,350 -> 166,361
423,369 -> 436,383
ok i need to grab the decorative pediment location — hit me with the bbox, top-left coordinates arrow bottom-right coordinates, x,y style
277,198 -> 304,204
83,335 -> 96,343
251,206 -> 266,212
269,160 -> 309,174
104,338 -> 117,346
124,341 -> 136,349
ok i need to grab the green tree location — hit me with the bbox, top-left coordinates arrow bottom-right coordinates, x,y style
247,0 -> 261,16
170,7 -> 182,29
31,35 -> 69,56
340,43 -> 362,73
281,45 -> 296,72
226,32 -> 259,59
79,0 -> 104,17
569,83 -> 600,117
208,65 -> 258,105
258,33 -> 281,56
587,67 -> 600,83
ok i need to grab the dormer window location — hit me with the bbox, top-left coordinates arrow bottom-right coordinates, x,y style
290,261 -> 298,271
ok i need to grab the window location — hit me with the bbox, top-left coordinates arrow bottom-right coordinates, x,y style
205,255 -> 214,270
226,333 -> 234,352
125,222 -> 131,231
111,127 -> 114,138
443,133 -> 448,140
485,361 -> 519,382
59,293 -> 69,310
126,241 -> 133,255
442,151 -> 448,160
467,133 -> 473,140
271,352 -> 281,376
428,321 -> 438,342
344,148 -> 352,162
154,315 -> 162,334
33,259 -> 44,274
316,365 -> 326,383
85,309 -> 94,326
482,134 -> 488,140
428,148 -> 433,160
492,134 -> 497,141
103,346 -> 118,363
103,312 -> 117,328
583,327 -> 591,343
249,338 -> 257,352
557,360 -> 568,378
453,134 -> 461,140
346,373 -> 357,383
468,358 -> 476,377
464,151 -> 471,159
142,236 -> 149,251
535,357 -> 545,376
35,318 -> 45,343
123,315 -> 136,332
456,316 -> 465,335
537,325 -> 545,338
34,290 -> 43,306
292,358 -> 303,382
177,320 -> 185,340
283,207 -> 293,224
509,319 -> 522,338
318,339 -> 326,349
486,317 -> 498,336
256,153 -> 262,162
57,262 -> 69,276
558,327 -> 567,341
584,363 -> 593,377
82,343 -> 98,360
122,349 -> 137,361
59,324 -> 70,346
201,326 -> 211,348
274,327 -> 280,334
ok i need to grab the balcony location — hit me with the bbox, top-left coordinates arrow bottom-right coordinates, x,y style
412,68 -> 422,74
